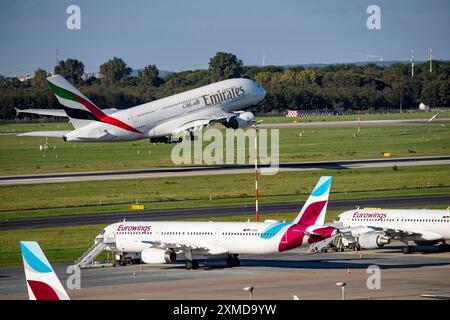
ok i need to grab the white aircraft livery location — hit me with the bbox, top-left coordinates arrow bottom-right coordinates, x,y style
336,208 -> 450,254
93,176 -> 336,270
17,75 -> 266,142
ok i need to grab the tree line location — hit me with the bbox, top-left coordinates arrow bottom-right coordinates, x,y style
0,52 -> 449,119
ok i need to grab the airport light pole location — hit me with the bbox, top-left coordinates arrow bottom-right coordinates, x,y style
336,282 -> 346,300
253,125 -> 259,222
243,286 -> 254,300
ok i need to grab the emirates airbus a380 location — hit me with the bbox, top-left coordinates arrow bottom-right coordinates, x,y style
17,75 -> 266,142
90,176 -> 337,270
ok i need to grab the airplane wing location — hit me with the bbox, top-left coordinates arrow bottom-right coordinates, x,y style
172,110 -> 239,135
15,108 -> 68,118
17,131 -> 71,138
366,226 -> 420,238
141,240 -> 228,255
365,226 -> 442,241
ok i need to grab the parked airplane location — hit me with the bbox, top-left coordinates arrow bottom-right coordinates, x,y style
17,75 -> 266,142
335,208 -> 450,254
93,176 -> 336,270
20,241 -> 70,300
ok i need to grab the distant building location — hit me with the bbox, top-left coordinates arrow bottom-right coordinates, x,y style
16,75 -> 31,82
286,109 -> 345,117
82,71 -> 103,80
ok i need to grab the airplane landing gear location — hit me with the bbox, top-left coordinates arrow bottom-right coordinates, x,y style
402,246 -> 415,254
185,260 -> 199,270
226,255 -> 240,267
149,136 -> 182,144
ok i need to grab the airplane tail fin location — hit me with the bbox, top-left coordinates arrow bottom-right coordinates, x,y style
47,75 -> 106,129
20,241 -> 70,300
293,176 -> 332,226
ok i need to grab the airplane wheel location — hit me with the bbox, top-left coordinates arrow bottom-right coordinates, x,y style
192,260 -> 199,270
233,257 -> 240,267
185,261 -> 194,270
402,246 -> 414,254
226,257 -> 234,268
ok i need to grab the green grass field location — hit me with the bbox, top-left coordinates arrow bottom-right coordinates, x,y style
0,122 -> 449,175
260,111 -> 450,124
1,164 -> 449,220
0,113 -> 449,268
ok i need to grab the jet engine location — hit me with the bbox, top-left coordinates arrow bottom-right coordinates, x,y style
141,248 -> 176,264
223,112 -> 256,129
358,233 -> 391,249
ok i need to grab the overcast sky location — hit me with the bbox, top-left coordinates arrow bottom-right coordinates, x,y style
0,0 -> 449,76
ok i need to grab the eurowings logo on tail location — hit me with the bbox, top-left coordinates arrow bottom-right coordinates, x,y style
20,241 -> 70,300
47,75 -> 142,134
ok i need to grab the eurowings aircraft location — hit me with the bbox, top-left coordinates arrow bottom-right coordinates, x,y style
95,176 -> 336,270
335,208 -> 450,254
20,241 -> 70,300
17,75 -> 266,142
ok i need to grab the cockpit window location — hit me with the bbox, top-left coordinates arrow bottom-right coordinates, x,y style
100,229 -> 106,235
335,217 -> 340,221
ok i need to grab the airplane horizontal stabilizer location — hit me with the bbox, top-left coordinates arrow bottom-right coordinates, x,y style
15,108 -> 68,118
17,131 -> 71,138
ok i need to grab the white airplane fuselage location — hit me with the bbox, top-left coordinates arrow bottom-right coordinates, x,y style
337,209 -> 450,243
98,220 -> 336,264
64,78 -> 265,142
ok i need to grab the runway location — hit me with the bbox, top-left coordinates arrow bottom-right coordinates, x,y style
1,245 -> 450,300
260,118 -> 450,129
2,194 -> 449,230
1,156 -> 450,186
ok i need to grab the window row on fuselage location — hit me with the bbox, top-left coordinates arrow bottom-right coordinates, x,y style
136,109 -> 156,118
116,230 -> 276,237
352,218 -> 450,223
161,97 -> 201,111
154,113 -> 182,124
135,96 -> 202,119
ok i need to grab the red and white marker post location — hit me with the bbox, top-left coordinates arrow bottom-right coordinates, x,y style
253,126 -> 259,222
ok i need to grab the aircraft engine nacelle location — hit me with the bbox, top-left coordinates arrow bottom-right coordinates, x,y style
141,248 -> 176,264
224,112 -> 256,129
358,233 -> 391,249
